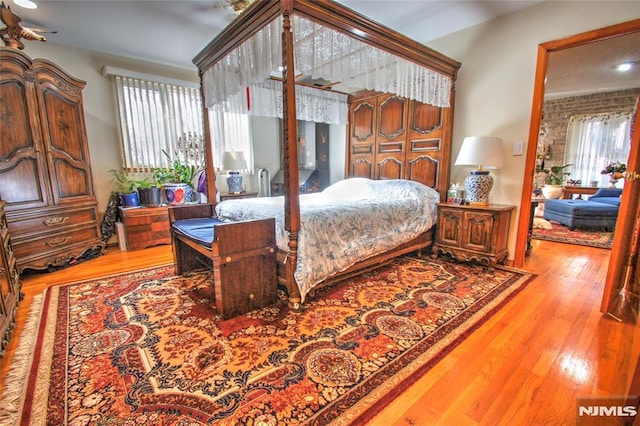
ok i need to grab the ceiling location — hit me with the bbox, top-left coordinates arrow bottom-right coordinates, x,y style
4,0 -> 640,97
7,0 -> 541,70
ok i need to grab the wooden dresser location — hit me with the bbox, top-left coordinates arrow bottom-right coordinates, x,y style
0,200 -> 21,357
433,203 -> 515,266
0,48 -> 104,272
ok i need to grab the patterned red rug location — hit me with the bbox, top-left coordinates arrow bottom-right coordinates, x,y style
1,256 -> 534,425
532,220 -> 614,249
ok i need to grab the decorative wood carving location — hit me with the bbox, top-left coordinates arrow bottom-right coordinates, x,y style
352,102 -> 374,141
411,102 -> 442,134
379,96 -> 405,139
408,155 -> 439,188
351,158 -> 373,178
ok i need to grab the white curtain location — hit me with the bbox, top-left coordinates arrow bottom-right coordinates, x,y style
209,109 -> 254,174
564,112 -> 632,187
202,15 -> 451,110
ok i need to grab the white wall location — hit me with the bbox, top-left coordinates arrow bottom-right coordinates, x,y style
428,1 -> 640,260
249,116 -> 281,194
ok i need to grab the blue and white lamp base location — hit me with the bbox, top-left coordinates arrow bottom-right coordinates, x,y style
227,171 -> 243,193
464,170 -> 493,205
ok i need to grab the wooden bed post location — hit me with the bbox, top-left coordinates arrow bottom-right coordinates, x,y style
281,0 -> 301,308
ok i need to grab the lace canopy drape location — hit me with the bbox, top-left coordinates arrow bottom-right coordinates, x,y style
213,79 -> 348,124
201,15 -> 452,112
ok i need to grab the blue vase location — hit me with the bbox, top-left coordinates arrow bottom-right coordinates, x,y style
227,171 -> 243,193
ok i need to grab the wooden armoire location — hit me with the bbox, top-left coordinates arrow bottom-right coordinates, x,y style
0,48 -> 104,273
346,92 -> 453,200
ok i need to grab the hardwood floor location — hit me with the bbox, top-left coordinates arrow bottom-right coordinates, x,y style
1,240 -> 638,425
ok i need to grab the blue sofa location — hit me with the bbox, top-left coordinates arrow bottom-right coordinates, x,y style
543,188 -> 622,231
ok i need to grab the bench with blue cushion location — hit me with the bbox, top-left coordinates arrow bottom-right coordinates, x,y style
543,188 -> 621,231
168,203 -> 278,319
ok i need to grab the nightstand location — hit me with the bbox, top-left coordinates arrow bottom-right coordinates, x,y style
219,192 -> 258,201
433,203 -> 516,266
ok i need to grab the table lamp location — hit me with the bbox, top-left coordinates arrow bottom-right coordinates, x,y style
454,136 -> 504,205
222,151 -> 247,194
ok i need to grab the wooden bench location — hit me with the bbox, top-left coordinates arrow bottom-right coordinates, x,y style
168,204 -> 278,319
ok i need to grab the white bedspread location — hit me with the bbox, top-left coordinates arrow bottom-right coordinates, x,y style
215,178 -> 440,302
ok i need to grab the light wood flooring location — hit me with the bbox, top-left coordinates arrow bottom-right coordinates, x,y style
1,239 -> 638,425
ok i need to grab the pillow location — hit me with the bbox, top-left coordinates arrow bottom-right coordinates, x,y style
321,178 -> 374,200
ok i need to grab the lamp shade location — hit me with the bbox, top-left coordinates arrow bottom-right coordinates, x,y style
222,151 -> 247,171
455,136 -> 504,205
455,136 -> 504,170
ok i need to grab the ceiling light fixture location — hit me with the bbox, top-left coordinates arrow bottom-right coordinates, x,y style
12,0 -> 37,9
226,0 -> 254,15
614,62 -> 634,72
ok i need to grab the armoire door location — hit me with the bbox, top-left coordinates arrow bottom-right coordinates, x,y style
36,66 -> 95,205
0,60 -> 51,210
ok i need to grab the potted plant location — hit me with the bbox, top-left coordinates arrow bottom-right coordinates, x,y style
537,164 -> 572,199
153,150 -> 200,205
109,169 -> 146,207
137,179 -> 162,207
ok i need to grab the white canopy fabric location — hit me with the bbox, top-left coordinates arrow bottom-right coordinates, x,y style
201,14 -> 452,112
211,79 -> 349,125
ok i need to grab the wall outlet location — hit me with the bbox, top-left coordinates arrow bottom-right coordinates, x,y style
513,140 -> 524,156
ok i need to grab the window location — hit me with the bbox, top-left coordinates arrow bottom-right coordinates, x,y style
564,112 -> 632,186
112,73 -> 204,172
209,109 -> 254,173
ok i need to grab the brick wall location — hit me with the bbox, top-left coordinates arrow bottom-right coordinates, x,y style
538,88 -> 639,170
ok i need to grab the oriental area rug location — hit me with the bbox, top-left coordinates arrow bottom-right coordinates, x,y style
532,219 -> 614,249
1,256 -> 534,425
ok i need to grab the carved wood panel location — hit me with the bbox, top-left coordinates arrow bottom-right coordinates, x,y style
351,102 -> 375,142
411,102 -> 441,134
351,158 -> 373,179
378,96 -> 405,140
377,157 -> 403,180
408,155 -> 439,188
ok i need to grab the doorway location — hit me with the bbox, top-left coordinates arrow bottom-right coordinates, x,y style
514,19 -> 640,317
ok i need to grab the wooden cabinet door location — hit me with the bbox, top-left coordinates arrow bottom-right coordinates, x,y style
36,68 -> 95,205
437,207 -> 463,247
462,211 -> 495,253
0,58 -> 50,210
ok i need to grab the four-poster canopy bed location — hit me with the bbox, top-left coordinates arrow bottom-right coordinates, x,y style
174,0 -> 461,311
